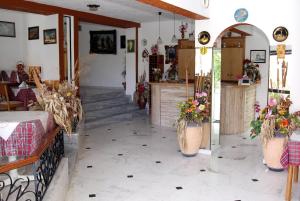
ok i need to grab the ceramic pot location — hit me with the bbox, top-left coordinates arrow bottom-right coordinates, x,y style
138,98 -> 147,109
200,122 -> 210,149
178,123 -> 203,156
262,135 -> 288,171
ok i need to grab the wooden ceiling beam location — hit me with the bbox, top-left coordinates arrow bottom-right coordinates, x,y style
0,0 -> 140,28
229,27 -> 252,36
137,0 -> 208,20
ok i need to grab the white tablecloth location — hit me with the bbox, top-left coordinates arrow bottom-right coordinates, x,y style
0,111 -> 49,141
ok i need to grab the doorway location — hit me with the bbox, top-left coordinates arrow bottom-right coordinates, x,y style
64,16 -> 74,83
210,24 -> 270,150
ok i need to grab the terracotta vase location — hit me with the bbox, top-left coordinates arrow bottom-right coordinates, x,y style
262,136 -> 287,171
138,98 -> 147,109
178,123 -> 203,156
200,122 -> 211,149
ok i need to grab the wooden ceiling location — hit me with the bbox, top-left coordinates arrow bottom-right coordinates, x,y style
0,0 -> 140,28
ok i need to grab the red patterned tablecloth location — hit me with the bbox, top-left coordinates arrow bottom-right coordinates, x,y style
15,88 -> 37,107
0,113 -> 55,157
280,141 -> 300,168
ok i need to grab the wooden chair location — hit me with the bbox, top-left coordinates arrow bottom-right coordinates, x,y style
0,83 -> 24,111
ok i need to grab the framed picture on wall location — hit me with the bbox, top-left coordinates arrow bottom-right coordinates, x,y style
43,29 -> 57,44
127,40 -> 135,53
250,50 -> 266,63
90,30 -> 117,54
120,35 -> 126,49
165,45 -> 177,64
28,26 -> 39,40
0,21 -> 15,37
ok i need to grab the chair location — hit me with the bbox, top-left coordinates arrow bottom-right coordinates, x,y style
1,71 -> 9,81
0,83 -> 24,111
10,70 -> 18,83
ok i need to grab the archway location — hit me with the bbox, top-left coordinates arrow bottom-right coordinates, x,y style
208,23 -> 270,149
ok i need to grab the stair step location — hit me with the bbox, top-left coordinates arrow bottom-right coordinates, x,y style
85,104 -> 138,121
82,91 -> 126,104
82,97 -> 130,111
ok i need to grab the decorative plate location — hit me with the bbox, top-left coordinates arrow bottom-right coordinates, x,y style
142,38 -> 147,46
234,8 -> 248,22
273,26 -> 288,42
198,31 -> 210,45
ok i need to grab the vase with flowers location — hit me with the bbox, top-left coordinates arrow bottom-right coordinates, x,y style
179,22 -> 188,39
134,71 -> 149,109
250,96 -> 300,171
177,91 -> 210,156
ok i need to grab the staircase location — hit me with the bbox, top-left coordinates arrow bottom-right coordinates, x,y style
81,86 -> 145,130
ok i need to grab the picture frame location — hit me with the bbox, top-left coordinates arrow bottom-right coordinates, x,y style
43,29 -> 57,44
120,35 -> 126,49
127,40 -> 135,53
28,26 -> 39,40
250,50 -> 266,63
90,30 -> 117,54
165,45 -> 177,64
0,21 -> 16,37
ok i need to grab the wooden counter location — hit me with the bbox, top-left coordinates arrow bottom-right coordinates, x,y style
220,83 -> 256,135
150,82 -> 194,128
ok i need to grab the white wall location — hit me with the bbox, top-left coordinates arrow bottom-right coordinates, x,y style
162,0 -> 209,17
79,22 -> 126,88
0,9 -> 25,71
138,20 -> 195,81
0,9 -> 60,80
24,13 -> 59,80
195,0 -> 300,111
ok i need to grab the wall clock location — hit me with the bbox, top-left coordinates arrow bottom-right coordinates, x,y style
273,26 -> 288,42
234,8 -> 248,22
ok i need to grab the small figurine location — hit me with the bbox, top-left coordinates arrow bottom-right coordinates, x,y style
16,61 -> 29,83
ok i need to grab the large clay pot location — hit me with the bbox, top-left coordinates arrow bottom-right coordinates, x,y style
200,122 -> 211,149
178,123 -> 203,156
262,136 -> 288,171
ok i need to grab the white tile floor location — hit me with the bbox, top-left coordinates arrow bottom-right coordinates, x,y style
65,117 -> 300,201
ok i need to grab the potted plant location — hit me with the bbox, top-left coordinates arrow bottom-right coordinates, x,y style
134,71 -> 149,109
250,96 -> 300,171
177,91 -> 210,156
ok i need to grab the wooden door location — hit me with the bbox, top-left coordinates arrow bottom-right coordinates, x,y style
177,49 -> 195,80
221,48 -> 244,81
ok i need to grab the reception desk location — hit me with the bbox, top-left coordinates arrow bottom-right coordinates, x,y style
220,83 -> 256,135
150,82 -> 194,128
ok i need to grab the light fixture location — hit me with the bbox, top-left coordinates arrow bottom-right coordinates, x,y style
87,4 -> 100,11
157,12 -> 163,45
171,13 -> 177,43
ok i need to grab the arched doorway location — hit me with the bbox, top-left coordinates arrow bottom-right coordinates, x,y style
209,23 -> 270,150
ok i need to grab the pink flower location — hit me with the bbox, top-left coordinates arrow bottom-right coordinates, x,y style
199,92 -> 207,97
265,109 -> 273,119
192,100 -> 199,106
268,98 -> 277,107
195,92 -> 201,98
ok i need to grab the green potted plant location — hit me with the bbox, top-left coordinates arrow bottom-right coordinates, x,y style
177,91 -> 210,156
250,96 -> 300,171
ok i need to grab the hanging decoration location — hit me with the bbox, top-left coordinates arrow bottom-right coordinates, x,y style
142,49 -> 149,62
198,31 -> 210,45
276,44 -> 286,59
234,8 -> 248,22
273,26 -> 288,42
179,22 -> 188,39
200,47 -> 208,55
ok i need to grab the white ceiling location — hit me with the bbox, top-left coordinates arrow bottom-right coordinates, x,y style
29,0 -> 190,23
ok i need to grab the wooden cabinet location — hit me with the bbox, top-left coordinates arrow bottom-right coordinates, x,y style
177,39 -> 195,81
221,37 -> 245,81
149,55 -> 164,82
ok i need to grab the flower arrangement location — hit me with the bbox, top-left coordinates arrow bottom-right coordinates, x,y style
250,96 -> 300,143
179,22 -> 188,39
177,91 -> 210,125
37,81 -> 83,134
243,59 -> 261,83
151,44 -> 159,55
134,71 -> 149,109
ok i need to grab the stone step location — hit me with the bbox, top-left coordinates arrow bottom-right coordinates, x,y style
85,104 -> 138,121
84,113 -> 133,130
82,91 -> 126,104
82,96 -> 131,111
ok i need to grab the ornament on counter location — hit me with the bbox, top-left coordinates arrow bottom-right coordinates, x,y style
276,44 -> 286,59
234,8 -> 248,22
179,22 -> 188,39
198,31 -> 210,45
273,26 -> 288,42
200,47 -> 208,55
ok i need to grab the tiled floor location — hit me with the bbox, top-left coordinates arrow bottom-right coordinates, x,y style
65,117 -> 300,201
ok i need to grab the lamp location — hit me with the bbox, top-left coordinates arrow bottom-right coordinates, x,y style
157,12 -> 163,45
171,13 -> 177,43
87,4 -> 100,11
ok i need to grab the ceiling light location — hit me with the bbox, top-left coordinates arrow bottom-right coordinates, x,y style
157,12 -> 163,45
171,13 -> 177,43
87,4 -> 100,11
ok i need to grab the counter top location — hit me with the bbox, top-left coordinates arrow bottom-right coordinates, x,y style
149,82 -> 194,86
221,82 -> 257,88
